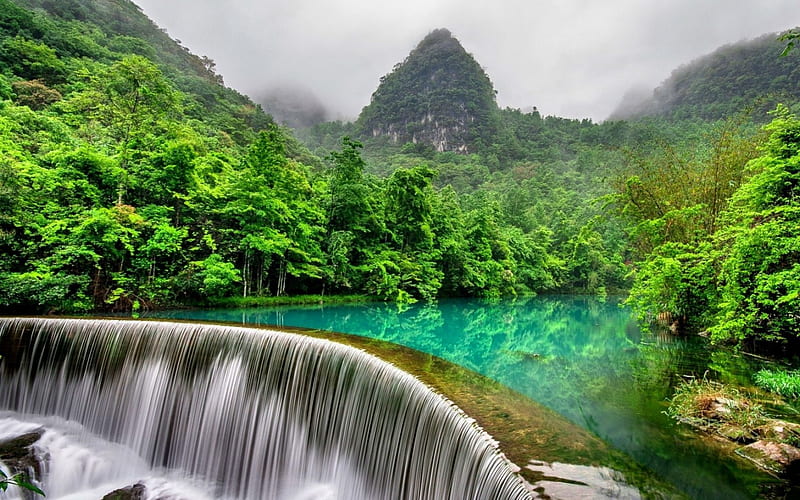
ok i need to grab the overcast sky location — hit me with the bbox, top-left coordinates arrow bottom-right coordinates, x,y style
132,0 -> 799,122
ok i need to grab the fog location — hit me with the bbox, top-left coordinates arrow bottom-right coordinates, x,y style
132,0 -> 799,123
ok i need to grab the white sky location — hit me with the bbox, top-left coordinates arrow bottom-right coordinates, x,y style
132,0 -> 800,122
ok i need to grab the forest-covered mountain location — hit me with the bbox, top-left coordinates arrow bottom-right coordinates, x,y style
611,30 -> 800,121
1,0 -> 798,352
357,28 -> 501,154
4,0 -> 278,139
0,0 -> 604,314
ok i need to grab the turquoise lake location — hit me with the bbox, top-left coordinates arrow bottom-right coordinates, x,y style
145,295 -> 778,499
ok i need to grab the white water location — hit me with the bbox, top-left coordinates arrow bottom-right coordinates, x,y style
0,318 -> 531,499
0,415 -> 215,500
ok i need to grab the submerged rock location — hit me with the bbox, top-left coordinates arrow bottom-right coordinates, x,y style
735,440 -> 800,477
755,421 -> 800,443
718,423 -> 759,443
102,482 -> 147,500
526,460 -> 641,499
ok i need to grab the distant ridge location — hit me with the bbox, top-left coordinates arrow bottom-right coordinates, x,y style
610,30 -> 800,121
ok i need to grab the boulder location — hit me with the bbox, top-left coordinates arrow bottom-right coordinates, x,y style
735,440 -> 800,477
0,429 -> 44,479
102,483 -> 147,500
755,420 -> 800,444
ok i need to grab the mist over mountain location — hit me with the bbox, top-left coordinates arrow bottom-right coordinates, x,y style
255,85 -> 328,129
610,30 -> 800,121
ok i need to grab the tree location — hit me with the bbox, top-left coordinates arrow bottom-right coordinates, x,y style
324,137 -> 382,292
0,36 -> 66,83
65,55 -> 180,204
327,137 -> 379,235
710,106 -> 800,347
779,29 -> 799,56
11,79 -> 61,110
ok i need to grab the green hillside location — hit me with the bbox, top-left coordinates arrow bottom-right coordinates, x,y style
1,0 -> 798,352
0,2 -> 582,311
611,30 -> 800,121
357,28 -> 501,154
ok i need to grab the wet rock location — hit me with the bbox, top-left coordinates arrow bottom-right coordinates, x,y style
0,429 -> 44,478
697,395 -> 750,422
526,461 -> 641,499
735,440 -> 800,477
102,483 -> 147,500
755,421 -> 800,444
717,423 -> 758,443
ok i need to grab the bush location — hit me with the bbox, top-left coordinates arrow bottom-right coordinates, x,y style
666,376 -> 767,430
754,369 -> 800,399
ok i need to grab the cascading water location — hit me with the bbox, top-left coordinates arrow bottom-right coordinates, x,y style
0,318 -> 531,499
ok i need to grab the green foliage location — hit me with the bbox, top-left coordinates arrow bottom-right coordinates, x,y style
626,242 -> 718,331
709,107 -> 800,346
0,74 -> 12,100
0,35 -> 67,82
779,29 -> 800,57
0,271 -> 91,312
620,108 -> 799,349
190,253 -> 240,298
1,0 -> 794,335
666,376 -> 767,431
754,369 -> 800,399
0,467 -> 45,497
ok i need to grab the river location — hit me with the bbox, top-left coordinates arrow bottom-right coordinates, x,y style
146,295 -> 779,499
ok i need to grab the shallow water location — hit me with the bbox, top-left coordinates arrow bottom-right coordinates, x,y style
147,295 -> 779,499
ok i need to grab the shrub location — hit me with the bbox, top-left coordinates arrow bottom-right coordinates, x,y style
754,369 -> 800,399
666,376 -> 767,430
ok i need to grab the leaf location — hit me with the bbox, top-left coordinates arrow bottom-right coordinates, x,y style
15,476 -> 45,496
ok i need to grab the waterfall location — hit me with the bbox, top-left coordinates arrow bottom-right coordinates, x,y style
0,318 -> 531,500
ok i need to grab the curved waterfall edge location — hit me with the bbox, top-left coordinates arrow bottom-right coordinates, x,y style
0,317 -> 533,500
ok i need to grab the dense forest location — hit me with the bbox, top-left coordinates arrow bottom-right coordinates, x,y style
0,0 -> 798,352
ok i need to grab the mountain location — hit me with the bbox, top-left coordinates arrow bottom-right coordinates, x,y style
3,0 -> 273,142
610,30 -> 800,121
356,28 -> 501,154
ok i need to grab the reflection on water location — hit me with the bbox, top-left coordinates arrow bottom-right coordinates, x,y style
147,296 -> 775,499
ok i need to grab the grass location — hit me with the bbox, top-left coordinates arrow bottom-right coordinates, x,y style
754,369 -> 800,399
666,376 -> 767,431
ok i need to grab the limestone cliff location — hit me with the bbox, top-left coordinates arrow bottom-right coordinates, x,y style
357,29 -> 500,153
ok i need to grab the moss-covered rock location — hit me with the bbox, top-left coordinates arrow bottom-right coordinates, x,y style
736,441 -> 800,477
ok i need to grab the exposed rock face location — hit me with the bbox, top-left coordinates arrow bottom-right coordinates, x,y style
357,28 -> 500,154
102,482 -> 147,500
526,460 -> 641,499
736,440 -> 800,477
0,429 -> 44,481
755,421 -> 800,443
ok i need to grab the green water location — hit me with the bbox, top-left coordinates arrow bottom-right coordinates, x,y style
146,295 -> 778,499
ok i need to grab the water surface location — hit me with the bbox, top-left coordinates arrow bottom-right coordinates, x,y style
147,296 -> 776,499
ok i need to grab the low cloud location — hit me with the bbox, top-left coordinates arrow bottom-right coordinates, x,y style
134,0 -> 800,122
